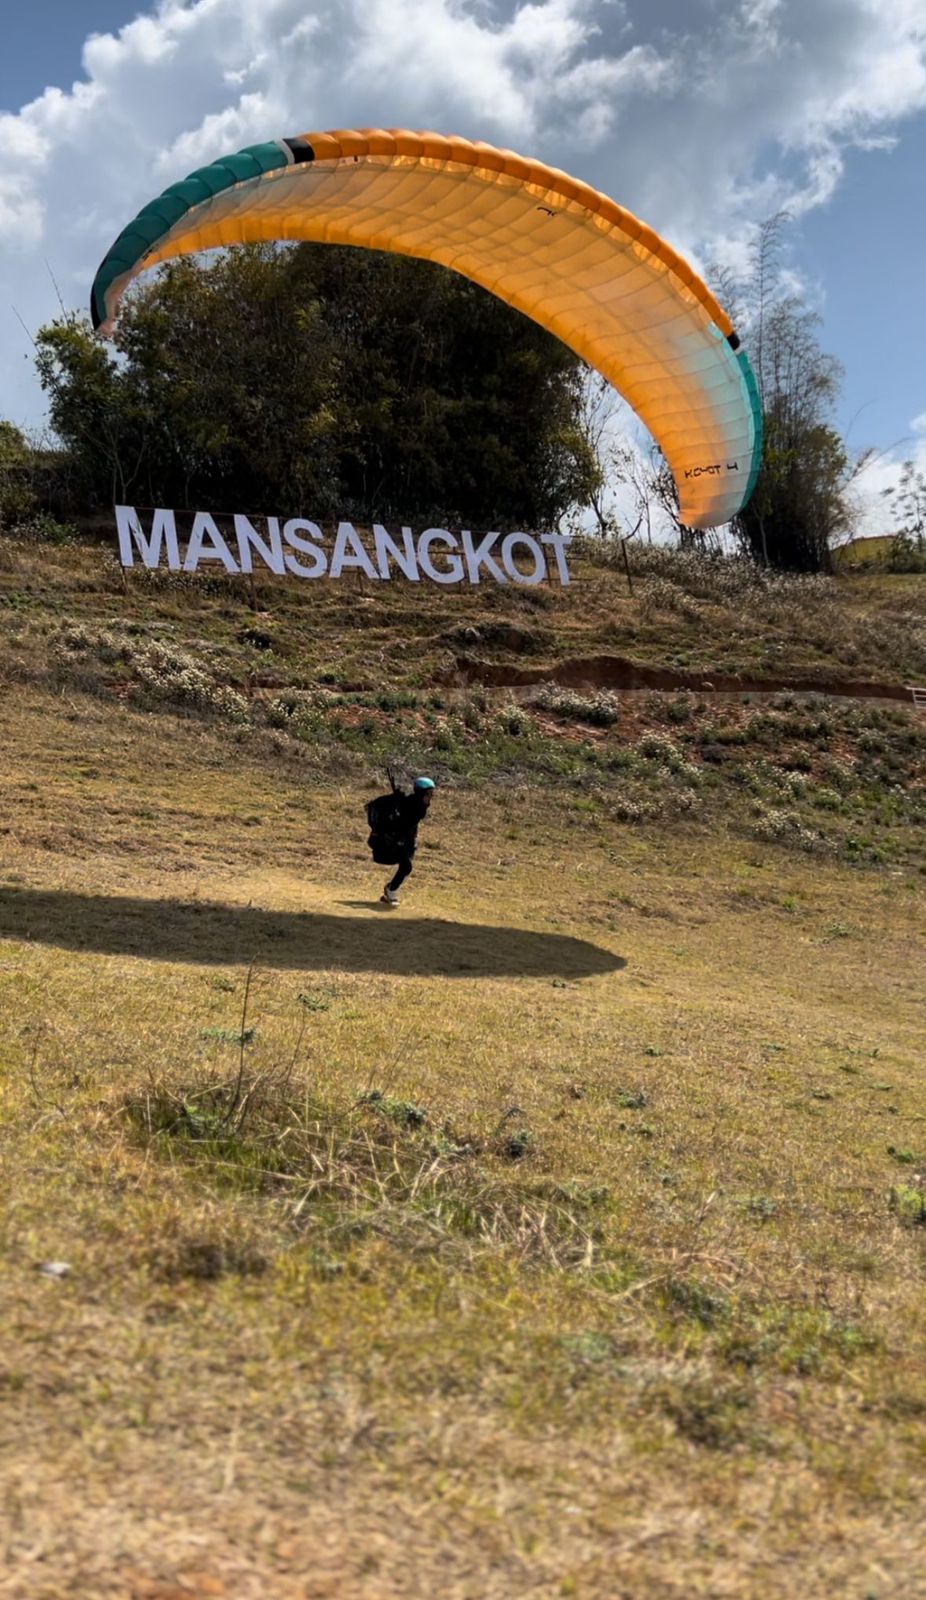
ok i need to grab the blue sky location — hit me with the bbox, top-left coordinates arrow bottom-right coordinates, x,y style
799,131 -> 926,464
0,6 -> 140,111
1,0 -> 924,523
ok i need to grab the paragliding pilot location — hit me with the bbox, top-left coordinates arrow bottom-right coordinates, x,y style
366,771 -> 436,906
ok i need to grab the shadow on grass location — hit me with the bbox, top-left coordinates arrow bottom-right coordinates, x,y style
0,886 -> 625,980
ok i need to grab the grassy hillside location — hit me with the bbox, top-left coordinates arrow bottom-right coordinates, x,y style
1,534 -> 925,1598
5,530 -> 926,684
3,533 -> 925,869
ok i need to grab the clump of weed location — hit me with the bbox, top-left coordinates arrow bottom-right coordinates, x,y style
608,793 -> 653,825
634,735 -> 702,789
664,693 -> 695,724
147,1229 -> 268,1283
531,1180 -> 612,1212
7,511 -> 78,545
637,577 -> 705,624
889,1184 -> 926,1227
54,623 -> 134,663
123,1060 -> 594,1274
645,1365 -> 756,1450
297,991 -> 331,1012
239,625 -> 276,651
497,1128 -> 535,1161
637,733 -> 684,767
443,620 -> 550,654
887,1145 -> 924,1167
266,688 -> 317,727
201,1025 -> 257,1046
720,1304 -> 880,1376
134,641 -> 249,722
809,785 -> 845,812
663,1275 -> 730,1329
358,1089 -> 428,1129
750,804 -> 834,855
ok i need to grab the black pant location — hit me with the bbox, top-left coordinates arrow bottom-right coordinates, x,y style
387,855 -> 414,892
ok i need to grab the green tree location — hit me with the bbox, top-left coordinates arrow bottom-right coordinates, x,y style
0,421 -> 37,529
36,249 -> 342,514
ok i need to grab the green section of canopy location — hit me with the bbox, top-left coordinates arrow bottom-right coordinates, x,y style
90,141 -> 287,329
737,349 -> 764,513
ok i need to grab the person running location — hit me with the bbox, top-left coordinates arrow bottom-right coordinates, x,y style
366,776 -> 435,906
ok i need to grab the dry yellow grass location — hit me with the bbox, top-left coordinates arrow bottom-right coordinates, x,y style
1,681 -> 924,1599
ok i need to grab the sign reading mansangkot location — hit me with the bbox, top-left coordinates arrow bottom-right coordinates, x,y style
115,507 -> 573,587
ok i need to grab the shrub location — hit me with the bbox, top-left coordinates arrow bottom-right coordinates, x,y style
133,642 -> 249,722
530,683 -> 621,727
638,576 -> 705,624
750,804 -> 833,855
889,1184 -> 926,1227
636,734 -> 684,769
53,625 -> 249,723
809,785 -> 844,812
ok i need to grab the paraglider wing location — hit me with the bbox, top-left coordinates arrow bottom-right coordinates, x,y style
91,129 -> 762,530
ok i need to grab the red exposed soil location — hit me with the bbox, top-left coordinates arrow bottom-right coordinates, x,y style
447,653 -> 916,704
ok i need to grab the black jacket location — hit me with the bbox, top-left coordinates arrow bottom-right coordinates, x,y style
387,791 -> 429,851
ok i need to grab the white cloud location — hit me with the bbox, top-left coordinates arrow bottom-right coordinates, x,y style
155,91 -> 280,172
0,0 -> 924,494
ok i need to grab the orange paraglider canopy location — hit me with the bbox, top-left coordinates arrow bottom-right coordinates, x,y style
91,128 -> 762,528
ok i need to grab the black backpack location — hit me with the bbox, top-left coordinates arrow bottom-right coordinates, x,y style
366,791 -> 405,838
366,789 -> 409,865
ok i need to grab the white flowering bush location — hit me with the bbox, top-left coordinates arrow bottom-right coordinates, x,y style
750,804 -> 834,854
809,786 -> 844,812
529,683 -> 621,727
636,734 -> 684,768
54,624 -> 134,665
266,689 -> 318,728
637,576 -> 705,624
821,757 -> 858,792
609,792 -> 651,824
53,625 -> 248,724
133,641 -> 248,722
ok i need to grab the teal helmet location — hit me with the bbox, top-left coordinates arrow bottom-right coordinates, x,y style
413,776 -> 435,791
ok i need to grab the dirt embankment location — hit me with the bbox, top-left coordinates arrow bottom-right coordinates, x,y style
448,653 -> 917,704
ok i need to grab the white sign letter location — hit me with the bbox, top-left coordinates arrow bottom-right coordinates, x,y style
234,514 -> 285,575
461,529 -> 507,585
115,506 -> 180,570
374,524 -> 419,582
417,529 -> 464,585
283,519 -> 327,579
330,522 -> 378,580
502,533 -> 545,586
184,513 -> 240,573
